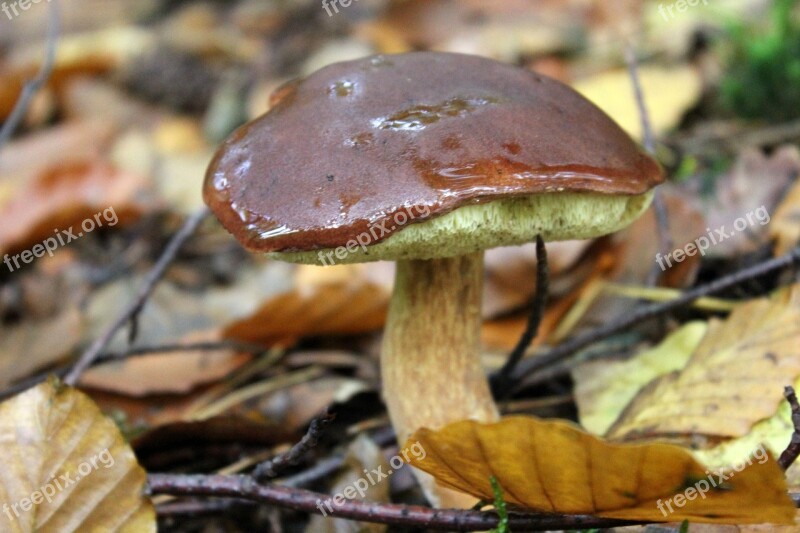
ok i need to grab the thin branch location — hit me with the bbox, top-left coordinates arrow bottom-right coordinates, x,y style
64,208 -> 211,386
0,0 -> 60,150
507,246 -> 800,388
624,43 -> 672,286
492,235 -> 549,397
147,473 -> 640,531
253,411 -> 335,481
779,386 -> 800,470
0,339 -> 265,401
624,44 -> 655,154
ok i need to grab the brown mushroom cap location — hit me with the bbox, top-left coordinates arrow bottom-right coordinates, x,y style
204,52 -> 663,260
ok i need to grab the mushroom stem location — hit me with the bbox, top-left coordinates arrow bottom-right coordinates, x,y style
381,252 -> 499,507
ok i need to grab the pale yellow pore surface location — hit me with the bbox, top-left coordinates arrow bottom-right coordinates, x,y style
274,191 -> 654,265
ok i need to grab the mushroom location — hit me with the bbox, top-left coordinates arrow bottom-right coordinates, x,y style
203,52 -> 664,507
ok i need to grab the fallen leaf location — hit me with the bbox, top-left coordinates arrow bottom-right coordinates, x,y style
80,330 -> 251,396
0,379 -> 155,532
573,321 -> 709,435
0,160 -> 151,256
224,277 -> 388,346
573,64 -> 702,140
406,417 -> 794,524
0,120 -> 117,186
608,285 -> 800,440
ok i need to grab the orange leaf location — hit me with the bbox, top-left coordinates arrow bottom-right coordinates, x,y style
405,417 -> 795,525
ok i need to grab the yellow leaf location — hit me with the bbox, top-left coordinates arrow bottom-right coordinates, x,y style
573,321 -> 708,435
405,417 -> 794,525
608,286 -> 800,440
573,65 -> 701,140
0,379 -> 155,532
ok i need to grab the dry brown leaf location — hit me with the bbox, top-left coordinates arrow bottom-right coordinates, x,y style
224,279 -> 388,346
406,417 -> 794,524
0,379 -> 155,532
80,330 -> 251,396
0,160 -> 151,256
0,120 -> 117,186
608,285 -> 800,440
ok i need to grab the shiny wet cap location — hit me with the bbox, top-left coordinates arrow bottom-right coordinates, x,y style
204,52 -> 663,258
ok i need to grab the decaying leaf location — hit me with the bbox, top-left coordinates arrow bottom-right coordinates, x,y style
0,379 -> 155,532
405,417 -> 794,524
608,285 -> 800,440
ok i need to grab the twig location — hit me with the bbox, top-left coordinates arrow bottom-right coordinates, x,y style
278,455 -> 345,488
0,0 -> 60,150
779,386 -> 800,470
492,236 -> 548,397
147,473 -> 640,531
0,339 -> 264,401
64,208 -> 211,386
624,44 -> 655,154
507,246 -> 800,388
624,43 -> 672,286
253,411 -> 335,481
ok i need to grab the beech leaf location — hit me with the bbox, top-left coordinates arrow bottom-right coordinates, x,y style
405,417 -> 795,525
0,380 -> 155,532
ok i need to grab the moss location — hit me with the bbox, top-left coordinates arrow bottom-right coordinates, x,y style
719,0 -> 800,122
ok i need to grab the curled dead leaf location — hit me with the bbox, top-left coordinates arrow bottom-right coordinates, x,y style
405,417 -> 794,525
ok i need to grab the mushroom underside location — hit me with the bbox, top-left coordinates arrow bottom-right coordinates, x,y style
273,190 -> 654,264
